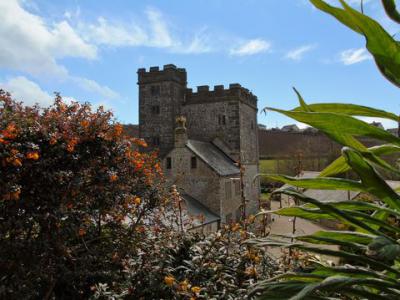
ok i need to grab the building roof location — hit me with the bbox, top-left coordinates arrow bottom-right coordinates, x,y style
186,139 -> 240,176
181,193 -> 220,226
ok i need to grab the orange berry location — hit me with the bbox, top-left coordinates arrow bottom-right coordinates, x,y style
191,286 -> 201,294
49,137 -> 57,145
109,174 -> 118,182
78,228 -> 86,237
179,279 -> 189,291
26,152 -> 39,160
80,120 -> 90,128
134,197 -> 141,205
164,275 -> 175,286
12,158 -> 22,167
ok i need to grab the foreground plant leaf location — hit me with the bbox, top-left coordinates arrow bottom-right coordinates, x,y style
382,0 -> 400,24
262,173 -> 364,190
343,147 -> 400,211
320,144 -> 400,177
311,0 -> 400,88
293,102 -> 399,121
263,107 -> 400,152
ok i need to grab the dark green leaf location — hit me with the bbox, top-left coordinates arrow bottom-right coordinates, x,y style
382,0 -> 400,24
263,108 -> 400,151
368,236 -> 400,261
343,147 -> 400,211
310,0 -> 400,87
264,173 -> 364,190
297,230 -> 374,246
293,103 -> 398,121
320,144 -> 400,177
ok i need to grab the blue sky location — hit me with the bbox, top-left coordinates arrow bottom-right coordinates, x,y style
0,0 -> 399,129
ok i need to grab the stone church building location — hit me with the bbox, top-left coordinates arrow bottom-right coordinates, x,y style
138,64 -> 260,229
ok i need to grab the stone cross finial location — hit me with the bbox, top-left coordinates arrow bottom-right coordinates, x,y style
176,116 -> 186,129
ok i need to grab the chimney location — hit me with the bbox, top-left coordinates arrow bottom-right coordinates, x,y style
175,116 -> 188,148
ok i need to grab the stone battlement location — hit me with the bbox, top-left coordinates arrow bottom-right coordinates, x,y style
184,83 -> 257,108
137,64 -> 187,84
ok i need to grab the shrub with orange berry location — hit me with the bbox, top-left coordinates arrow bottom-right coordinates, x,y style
0,90 -> 165,299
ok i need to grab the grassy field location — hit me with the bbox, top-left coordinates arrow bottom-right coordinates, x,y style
259,158 -> 328,175
259,160 -> 278,173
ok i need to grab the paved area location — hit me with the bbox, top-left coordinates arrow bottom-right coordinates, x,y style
267,198 -> 339,264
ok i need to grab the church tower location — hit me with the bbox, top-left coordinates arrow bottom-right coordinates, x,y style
137,64 -> 187,157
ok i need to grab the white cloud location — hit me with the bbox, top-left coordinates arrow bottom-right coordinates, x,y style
0,0 -> 97,77
146,7 -> 174,48
81,17 -> 148,47
0,76 -> 117,110
230,39 -> 271,56
285,44 -> 316,61
0,76 -> 53,107
339,48 -> 372,65
79,7 -> 174,48
72,77 -> 119,100
171,28 -> 213,54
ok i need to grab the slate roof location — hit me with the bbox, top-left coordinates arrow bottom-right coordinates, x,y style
181,193 -> 220,226
186,139 -> 240,176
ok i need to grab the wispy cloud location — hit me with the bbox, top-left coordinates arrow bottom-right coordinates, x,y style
285,44 -> 316,61
72,77 -> 120,100
339,48 -> 372,65
229,39 -> 271,56
79,8 -> 212,54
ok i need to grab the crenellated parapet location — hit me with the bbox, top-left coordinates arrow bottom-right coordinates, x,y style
137,64 -> 187,85
184,83 -> 257,109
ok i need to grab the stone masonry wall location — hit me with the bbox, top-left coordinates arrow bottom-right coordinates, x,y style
239,101 -> 259,164
164,146 -> 222,215
220,177 -> 242,223
138,65 -> 187,157
182,101 -> 241,160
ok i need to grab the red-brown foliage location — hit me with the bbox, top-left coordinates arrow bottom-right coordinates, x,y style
0,90 -> 163,298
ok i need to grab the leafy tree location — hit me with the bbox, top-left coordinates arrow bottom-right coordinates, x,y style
0,92 -> 164,299
250,0 -> 400,299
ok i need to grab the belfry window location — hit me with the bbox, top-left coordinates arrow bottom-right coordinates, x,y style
166,157 -> 172,169
151,85 -> 160,96
151,105 -> 160,115
191,156 -> 197,169
152,136 -> 160,146
218,114 -> 226,125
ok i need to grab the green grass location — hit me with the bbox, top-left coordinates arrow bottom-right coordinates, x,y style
259,160 -> 278,173
259,158 -> 328,175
